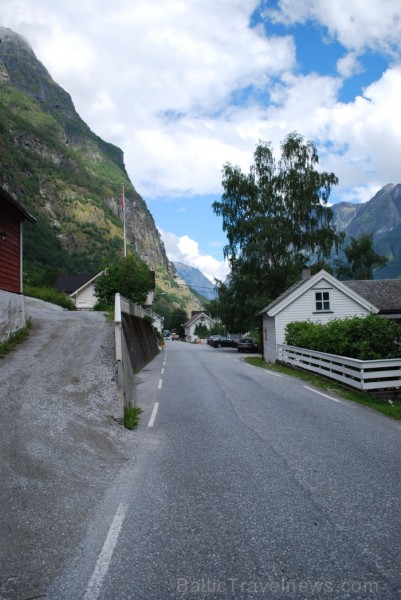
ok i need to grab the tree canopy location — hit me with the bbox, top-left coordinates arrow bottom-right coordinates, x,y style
335,233 -> 388,280
212,132 -> 343,330
94,253 -> 154,307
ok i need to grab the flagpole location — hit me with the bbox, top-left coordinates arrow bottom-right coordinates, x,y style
122,184 -> 126,257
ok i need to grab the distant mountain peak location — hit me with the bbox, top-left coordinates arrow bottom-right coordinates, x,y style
174,262 -> 217,300
331,183 -> 401,279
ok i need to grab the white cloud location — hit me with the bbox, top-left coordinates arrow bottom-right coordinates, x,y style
0,0 -> 296,199
0,0 -> 400,211
336,52 -> 363,79
159,229 -> 229,282
266,0 -> 401,55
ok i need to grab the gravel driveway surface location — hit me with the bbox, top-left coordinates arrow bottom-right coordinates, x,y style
0,297 -> 136,600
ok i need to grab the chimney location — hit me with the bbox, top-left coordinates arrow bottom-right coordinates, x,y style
301,266 -> 311,280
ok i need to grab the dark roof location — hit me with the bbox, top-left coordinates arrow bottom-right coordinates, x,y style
0,187 -> 36,223
343,279 -> 401,313
55,273 -> 98,294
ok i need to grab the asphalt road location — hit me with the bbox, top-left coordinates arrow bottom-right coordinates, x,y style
48,339 -> 401,600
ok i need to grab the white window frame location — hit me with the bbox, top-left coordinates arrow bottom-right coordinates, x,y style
315,290 -> 331,312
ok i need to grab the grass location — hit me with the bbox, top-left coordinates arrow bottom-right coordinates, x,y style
245,356 -> 401,420
24,285 -> 76,310
123,403 -> 144,430
0,320 -> 31,359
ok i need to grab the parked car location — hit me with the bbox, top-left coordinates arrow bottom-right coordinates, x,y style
207,335 -> 222,345
237,338 -> 259,353
210,336 -> 237,348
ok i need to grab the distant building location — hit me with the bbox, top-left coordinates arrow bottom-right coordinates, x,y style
183,310 -> 214,343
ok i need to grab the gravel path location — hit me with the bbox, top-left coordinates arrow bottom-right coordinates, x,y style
0,298 -> 137,600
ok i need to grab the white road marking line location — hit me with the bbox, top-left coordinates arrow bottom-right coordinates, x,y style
303,385 -> 341,403
84,502 -> 127,600
161,368 -> 165,375
158,379 -> 163,390
265,370 -> 282,377
148,402 -> 159,427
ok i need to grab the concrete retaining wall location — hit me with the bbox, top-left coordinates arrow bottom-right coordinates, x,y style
114,294 -> 159,416
0,290 -> 26,342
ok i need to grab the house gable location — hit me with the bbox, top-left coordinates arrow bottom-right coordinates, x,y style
263,270 -> 378,317
54,272 -> 103,309
69,272 -> 104,298
184,311 -> 214,341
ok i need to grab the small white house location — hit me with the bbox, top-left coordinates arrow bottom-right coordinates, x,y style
150,311 -> 164,334
183,311 -> 214,343
258,270 -> 380,363
55,272 -> 104,310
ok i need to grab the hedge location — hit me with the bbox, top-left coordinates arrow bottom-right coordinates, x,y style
284,314 -> 401,360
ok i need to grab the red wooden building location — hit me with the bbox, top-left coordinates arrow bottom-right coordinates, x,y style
0,187 -> 36,294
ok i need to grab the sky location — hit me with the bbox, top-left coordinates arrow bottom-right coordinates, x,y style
0,1 -> 401,282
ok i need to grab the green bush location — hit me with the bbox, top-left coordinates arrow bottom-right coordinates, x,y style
24,285 -> 76,310
285,314 -> 401,360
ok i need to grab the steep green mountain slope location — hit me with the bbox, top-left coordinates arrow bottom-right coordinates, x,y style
0,26 -> 170,284
331,183 -> 401,279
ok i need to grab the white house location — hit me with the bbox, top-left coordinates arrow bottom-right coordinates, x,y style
183,311 -> 214,343
150,311 -> 164,334
258,270 -> 382,363
55,272 -> 104,310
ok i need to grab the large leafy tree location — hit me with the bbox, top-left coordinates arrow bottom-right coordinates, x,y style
94,253 -> 154,307
335,233 -> 388,280
212,132 -> 343,329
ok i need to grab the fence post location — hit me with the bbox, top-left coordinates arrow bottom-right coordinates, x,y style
114,293 -> 124,421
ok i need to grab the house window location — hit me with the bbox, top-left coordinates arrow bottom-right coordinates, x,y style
315,291 -> 330,311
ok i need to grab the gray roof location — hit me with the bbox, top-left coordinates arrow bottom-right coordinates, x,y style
343,279 -> 401,313
259,274 -> 401,316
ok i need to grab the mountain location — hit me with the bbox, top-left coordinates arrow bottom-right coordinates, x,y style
0,26 -> 170,283
331,183 -> 401,278
173,262 -> 217,300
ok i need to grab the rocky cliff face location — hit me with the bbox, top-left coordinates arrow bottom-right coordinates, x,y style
0,26 -> 171,278
331,183 -> 401,278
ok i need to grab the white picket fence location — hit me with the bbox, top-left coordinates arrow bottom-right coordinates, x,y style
276,344 -> 401,391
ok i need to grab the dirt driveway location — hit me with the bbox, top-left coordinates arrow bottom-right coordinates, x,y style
0,298 -> 136,600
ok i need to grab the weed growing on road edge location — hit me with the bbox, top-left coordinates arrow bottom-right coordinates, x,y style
245,356 -> 401,421
0,320 -> 31,359
124,403 -> 143,430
